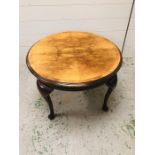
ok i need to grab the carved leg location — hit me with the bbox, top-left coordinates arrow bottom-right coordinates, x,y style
37,80 -> 55,120
102,74 -> 117,111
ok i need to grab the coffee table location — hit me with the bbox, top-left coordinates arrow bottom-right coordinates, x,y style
26,31 -> 122,120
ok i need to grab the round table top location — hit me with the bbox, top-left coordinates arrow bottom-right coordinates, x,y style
27,32 -> 122,84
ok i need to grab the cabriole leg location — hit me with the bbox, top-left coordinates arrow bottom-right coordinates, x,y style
37,80 -> 55,120
102,74 -> 117,111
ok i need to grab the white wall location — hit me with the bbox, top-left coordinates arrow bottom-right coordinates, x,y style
124,5 -> 135,57
20,0 -> 134,58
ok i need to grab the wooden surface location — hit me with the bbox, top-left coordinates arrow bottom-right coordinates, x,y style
27,32 -> 121,83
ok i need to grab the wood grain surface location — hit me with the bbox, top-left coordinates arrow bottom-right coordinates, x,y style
27,32 -> 121,83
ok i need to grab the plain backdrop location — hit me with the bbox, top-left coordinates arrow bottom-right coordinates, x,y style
19,0 -> 134,59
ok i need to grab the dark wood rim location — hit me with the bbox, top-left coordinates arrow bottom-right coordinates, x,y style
26,36 -> 122,90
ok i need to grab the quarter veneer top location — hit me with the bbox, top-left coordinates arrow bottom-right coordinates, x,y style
27,32 -> 122,83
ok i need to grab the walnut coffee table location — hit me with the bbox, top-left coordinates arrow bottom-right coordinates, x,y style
26,32 -> 122,120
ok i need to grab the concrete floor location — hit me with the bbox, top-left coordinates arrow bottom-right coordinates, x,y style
20,55 -> 134,155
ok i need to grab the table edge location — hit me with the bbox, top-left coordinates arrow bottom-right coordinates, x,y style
26,33 -> 123,89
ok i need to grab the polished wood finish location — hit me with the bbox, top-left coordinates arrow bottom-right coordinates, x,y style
37,80 -> 55,119
102,74 -> 117,111
27,32 -> 121,84
26,31 -> 122,120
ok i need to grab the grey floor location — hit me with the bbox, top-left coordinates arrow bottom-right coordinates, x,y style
20,55 -> 134,155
